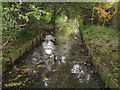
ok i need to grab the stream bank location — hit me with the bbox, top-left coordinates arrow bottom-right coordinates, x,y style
82,25 -> 119,88
2,32 -> 45,72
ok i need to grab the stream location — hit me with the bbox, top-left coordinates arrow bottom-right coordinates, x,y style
3,34 -> 105,88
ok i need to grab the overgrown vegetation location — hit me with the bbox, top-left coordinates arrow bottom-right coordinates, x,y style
82,25 -> 119,82
1,2 -> 119,86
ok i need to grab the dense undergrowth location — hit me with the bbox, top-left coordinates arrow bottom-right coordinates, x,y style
1,3 -> 51,71
82,25 -> 119,83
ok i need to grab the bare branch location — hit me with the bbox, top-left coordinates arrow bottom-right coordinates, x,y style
0,37 -> 10,49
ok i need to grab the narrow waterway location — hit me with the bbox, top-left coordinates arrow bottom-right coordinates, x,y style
3,34 -> 104,88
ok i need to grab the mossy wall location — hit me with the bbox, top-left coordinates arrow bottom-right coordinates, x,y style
2,34 -> 43,72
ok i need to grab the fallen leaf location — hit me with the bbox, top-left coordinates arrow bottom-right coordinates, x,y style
42,78 -> 49,81
5,82 -> 22,87
37,65 -> 46,68
33,70 -> 37,73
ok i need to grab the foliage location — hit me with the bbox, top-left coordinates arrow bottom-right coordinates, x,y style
93,2 -> 118,26
82,25 -> 118,83
56,17 -> 79,44
2,2 -> 53,65
2,2 -> 119,83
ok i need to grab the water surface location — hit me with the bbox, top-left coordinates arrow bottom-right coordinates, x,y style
3,34 -> 104,88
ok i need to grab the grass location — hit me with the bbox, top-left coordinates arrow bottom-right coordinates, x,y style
56,17 -> 79,44
82,25 -> 119,83
55,15 -> 67,24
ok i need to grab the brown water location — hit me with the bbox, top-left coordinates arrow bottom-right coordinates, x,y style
3,34 -> 104,88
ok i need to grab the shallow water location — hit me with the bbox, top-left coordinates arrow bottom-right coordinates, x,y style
3,34 -> 104,88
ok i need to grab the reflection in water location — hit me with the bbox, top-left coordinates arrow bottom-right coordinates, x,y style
42,77 -> 49,87
44,82 -> 48,87
71,63 -> 91,84
61,56 -> 66,63
42,35 -> 68,87
71,64 -> 81,74
33,51 -> 40,57
44,35 -> 55,41
42,35 -> 55,72
43,41 -> 55,55
32,58 -> 38,64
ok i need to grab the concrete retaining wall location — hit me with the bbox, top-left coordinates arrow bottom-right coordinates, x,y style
9,34 -> 44,62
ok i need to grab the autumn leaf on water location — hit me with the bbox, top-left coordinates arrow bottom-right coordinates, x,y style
20,68 -> 30,72
42,77 -> 49,81
23,78 -> 29,83
35,62 -> 43,65
24,69 -> 30,71
8,75 -> 23,82
35,62 -> 40,65
32,70 -> 37,73
5,82 -> 22,87
22,84 -> 26,86
37,65 -> 46,68
5,77 -> 29,87
21,71 -> 27,74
